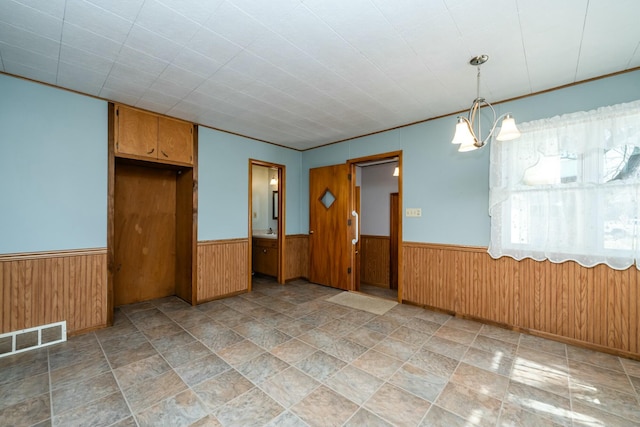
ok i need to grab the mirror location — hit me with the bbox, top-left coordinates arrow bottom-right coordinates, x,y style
272,191 -> 278,219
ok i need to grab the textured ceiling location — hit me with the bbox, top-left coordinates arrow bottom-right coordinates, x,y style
1,0 -> 639,150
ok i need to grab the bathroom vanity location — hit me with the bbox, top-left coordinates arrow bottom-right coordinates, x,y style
252,235 -> 278,277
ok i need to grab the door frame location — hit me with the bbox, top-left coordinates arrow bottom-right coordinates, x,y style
347,150 -> 403,303
248,159 -> 286,290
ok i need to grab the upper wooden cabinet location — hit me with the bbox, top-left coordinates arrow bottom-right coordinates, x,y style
114,104 -> 194,166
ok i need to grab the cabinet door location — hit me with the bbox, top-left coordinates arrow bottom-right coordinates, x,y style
116,105 -> 158,158
158,117 -> 193,165
252,242 -> 278,276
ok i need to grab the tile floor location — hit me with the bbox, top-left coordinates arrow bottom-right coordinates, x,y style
1,276 -> 639,426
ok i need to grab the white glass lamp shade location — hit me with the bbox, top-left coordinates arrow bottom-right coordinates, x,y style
270,177 -> 278,185
458,138 -> 479,152
393,166 -> 399,176
496,115 -> 521,141
451,117 -> 475,145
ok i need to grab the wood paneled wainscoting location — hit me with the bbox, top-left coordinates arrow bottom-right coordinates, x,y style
285,234 -> 309,281
403,242 -> 640,359
0,249 -> 108,336
360,235 -> 390,287
197,239 -> 249,303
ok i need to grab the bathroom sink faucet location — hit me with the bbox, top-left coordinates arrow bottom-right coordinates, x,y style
268,227 -> 273,234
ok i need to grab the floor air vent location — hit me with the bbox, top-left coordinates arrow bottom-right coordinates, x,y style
0,321 -> 66,358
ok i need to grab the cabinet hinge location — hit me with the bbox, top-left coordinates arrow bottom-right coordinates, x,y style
116,108 -> 119,116
348,174 -> 352,180
347,267 -> 352,274
347,219 -> 352,226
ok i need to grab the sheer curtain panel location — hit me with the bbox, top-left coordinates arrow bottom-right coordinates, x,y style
488,100 -> 640,270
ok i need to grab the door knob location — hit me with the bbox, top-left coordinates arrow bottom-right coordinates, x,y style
309,230 -> 314,234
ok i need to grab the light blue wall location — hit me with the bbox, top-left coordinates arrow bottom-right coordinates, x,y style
198,127 -> 302,240
2,69 -> 638,252
0,74 -> 107,253
301,70 -> 640,246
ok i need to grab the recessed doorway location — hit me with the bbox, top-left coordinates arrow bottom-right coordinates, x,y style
353,157 -> 400,301
249,160 -> 285,289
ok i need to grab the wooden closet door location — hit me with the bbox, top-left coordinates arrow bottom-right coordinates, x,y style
114,163 -> 176,306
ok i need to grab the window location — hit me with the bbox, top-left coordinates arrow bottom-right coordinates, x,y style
488,100 -> 640,270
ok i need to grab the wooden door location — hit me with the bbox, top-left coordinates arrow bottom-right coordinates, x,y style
114,163 -> 177,306
116,105 -> 157,158
158,117 -> 194,165
390,192 -> 399,290
309,164 -> 354,290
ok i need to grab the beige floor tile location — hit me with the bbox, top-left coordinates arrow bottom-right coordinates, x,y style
0,371 -> 49,411
123,370 -> 188,413
216,339 -> 265,366
498,401 -> 564,427
570,380 -> 640,424
408,348 -> 459,378
324,365 -> 383,405
450,362 -> 509,400
291,385 -> 358,427
519,334 -> 567,357
567,345 -> 624,372
364,383 -> 431,427
192,369 -> 253,411
422,336 -> 469,360
388,362 -> 447,402
351,349 -> 403,380
0,392 -> 50,427
161,340 -> 213,369
506,381 -> 573,426
135,389 -> 208,427
472,335 -> 518,359
113,353 -> 171,390
52,371 -> 120,414
237,352 -> 290,384
174,353 -> 231,387
270,338 -> 316,364
344,408 -> 393,427
436,382 -> 502,427
53,391 -> 130,427
213,387 -> 284,427
419,405 -> 468,427
569,359 -> 636,394
373,336 -> 421,361
434,325 -> 478,345
462,346 -> 514,376
260,367 -> 320,408
295,350 -> 346,382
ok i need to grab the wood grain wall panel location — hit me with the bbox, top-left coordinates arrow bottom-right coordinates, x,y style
0,249 -> 108,336
360,235 -> 390,287
285,235 -> 308,281
403,242 -> 640,358
197,239 -> 248,303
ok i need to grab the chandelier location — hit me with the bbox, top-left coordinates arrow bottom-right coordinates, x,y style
451,55 -> 521,152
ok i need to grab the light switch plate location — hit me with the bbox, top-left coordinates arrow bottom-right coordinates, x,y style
406,208 -> 422,217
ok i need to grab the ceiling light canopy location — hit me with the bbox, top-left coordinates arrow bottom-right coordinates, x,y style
451,55 -> 521,152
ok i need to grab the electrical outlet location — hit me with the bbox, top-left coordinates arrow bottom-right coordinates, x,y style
406,208 -> 422,217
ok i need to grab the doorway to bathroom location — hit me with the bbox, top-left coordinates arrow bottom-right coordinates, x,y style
249,160 -> 285,287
